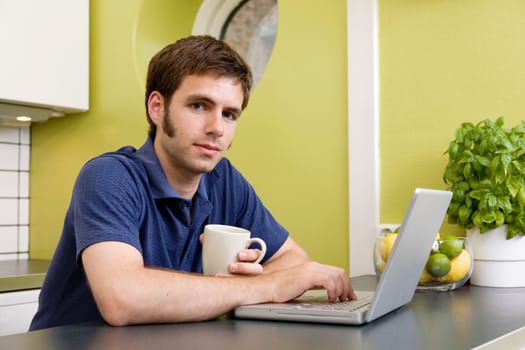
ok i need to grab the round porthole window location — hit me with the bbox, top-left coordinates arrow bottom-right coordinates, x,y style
193,0 -> 278,87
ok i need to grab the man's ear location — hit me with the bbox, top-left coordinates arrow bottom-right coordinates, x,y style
147,91 -> 164,126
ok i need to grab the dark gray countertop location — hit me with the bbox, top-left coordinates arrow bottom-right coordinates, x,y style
0,259 -> 49,292
1,275 -> 525,349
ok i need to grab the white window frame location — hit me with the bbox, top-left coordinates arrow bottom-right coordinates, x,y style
347,0 -> 379,276
192,0 -> 244,37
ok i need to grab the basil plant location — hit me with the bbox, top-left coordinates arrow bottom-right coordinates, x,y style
443,117 -> 525,239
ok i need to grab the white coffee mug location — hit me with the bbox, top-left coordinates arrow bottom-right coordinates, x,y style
202,224 -> 267,276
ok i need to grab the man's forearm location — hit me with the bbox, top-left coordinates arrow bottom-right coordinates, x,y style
83,242 -> 271,326
98,268 -> 271,325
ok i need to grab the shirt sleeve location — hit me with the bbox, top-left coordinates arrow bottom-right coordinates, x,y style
71,156 -> 144,261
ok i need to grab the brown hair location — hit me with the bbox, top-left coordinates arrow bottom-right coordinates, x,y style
145,35 -> 253,138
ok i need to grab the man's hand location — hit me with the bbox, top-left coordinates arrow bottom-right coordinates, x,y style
199,233 -> 264,276
266,261 -> 357,303
228,249 -> 264,275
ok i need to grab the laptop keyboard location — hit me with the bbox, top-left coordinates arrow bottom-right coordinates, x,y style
293,291 -> 374,312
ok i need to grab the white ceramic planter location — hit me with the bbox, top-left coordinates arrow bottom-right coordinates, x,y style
467,225 -> 525,287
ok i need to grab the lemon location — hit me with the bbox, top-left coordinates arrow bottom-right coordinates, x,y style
379,261 -> 386,273
426,253 -> 451,278
418,267 -> 434,284
437,249 -> 471,283
379,233 -> 397,262
439,239 -> 464,259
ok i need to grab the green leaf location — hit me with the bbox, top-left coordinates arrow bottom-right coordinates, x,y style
501,154 -> 512,167
506,177 -> 521,197
476,156 -> 491,167
465,195 -> 473,208
507,226 -> 519,239
469,177 -> 480,189
495,211 -> 505,226
448,142 -> 460,158
519,187 -> 525,206
487,194 -> 498,209
495,169 -> 507,185
498,196 -> 512,213
479,179 -> 493,189
458,205 -> 472,224
463,163 -> 472,178
512,160 -> 525,175
469,189 -> 485,200
472,211 -> 483,228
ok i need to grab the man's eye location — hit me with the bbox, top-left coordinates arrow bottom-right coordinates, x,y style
223,112 -> 239,121
191,103 -> 204,110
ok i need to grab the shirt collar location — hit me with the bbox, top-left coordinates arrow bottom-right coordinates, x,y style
134,137 -> 215,202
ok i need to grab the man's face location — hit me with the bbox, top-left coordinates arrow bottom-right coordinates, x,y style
152,74 -> 244,180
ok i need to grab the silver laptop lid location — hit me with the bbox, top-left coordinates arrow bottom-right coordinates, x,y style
366,188 -> 452,322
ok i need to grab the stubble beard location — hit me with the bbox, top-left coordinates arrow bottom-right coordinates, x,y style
162,111 -> 176,138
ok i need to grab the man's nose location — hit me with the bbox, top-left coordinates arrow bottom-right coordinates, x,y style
205,110 -> 224,136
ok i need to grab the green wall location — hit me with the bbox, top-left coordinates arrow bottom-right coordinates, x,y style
32,0 -> 525,270
378,0 -> 525,233
30,1 -> 350,270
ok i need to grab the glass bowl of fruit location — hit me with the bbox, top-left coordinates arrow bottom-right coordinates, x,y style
374,229 -> 473,292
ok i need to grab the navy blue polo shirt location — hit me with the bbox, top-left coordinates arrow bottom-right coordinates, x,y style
30,138 -> 288,330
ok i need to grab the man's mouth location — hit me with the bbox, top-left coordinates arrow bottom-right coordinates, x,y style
195,143 -> 221,156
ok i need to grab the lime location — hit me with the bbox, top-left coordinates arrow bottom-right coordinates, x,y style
439,239 -> 464,259
426,253 -> 451,278
437,249 -> 472,283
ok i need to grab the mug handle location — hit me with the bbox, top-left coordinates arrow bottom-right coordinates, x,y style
245,238 -> 267,264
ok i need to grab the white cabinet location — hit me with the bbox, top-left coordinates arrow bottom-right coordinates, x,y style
0,0 -> 89,125
0,289 -> 40,336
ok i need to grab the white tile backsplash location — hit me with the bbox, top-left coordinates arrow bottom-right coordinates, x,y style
18,199 -> 29,225
0,128 -> 20,143
0,227 -> 18,253
0,171 -> 18,197
19,172 -> 29,198
0,144 -> 19,171
19,144 -> 30,171
19,127 -> 30,145
0,199 -> 18,225
0,126 -> 30,258
18,226 -> 29,253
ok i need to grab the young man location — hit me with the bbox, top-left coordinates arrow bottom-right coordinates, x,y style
30,35 -> 355,330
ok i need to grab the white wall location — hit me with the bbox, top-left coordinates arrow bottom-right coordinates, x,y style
0,127 -> 30,260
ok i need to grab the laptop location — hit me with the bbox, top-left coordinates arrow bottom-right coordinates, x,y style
234,188 -> 453,325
